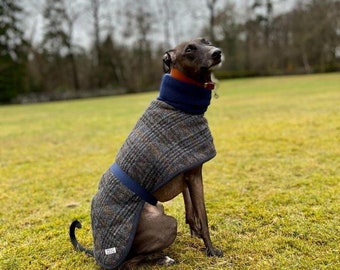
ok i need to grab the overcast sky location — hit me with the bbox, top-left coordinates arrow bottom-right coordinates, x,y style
21,0 -> 296,49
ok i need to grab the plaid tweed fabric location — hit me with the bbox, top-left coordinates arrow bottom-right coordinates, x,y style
91,75 -> 216,269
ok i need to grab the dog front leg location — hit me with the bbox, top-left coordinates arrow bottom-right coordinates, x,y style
183,187 -> 202,238
185,166 -> 223,257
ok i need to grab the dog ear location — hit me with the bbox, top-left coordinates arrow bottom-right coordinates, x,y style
162,50 -> 175,73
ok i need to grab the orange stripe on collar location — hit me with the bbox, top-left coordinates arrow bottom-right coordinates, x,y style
170,68 -> 215,90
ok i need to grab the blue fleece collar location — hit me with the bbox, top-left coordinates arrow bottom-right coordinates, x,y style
157,74 -> 212,115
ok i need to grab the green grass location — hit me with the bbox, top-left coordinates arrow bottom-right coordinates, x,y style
1,73 -> 339,269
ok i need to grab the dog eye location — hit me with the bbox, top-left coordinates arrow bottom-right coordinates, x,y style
185,45 -> 197,53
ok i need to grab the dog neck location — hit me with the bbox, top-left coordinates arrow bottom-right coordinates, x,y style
157,74 -> 212,115
170,68 -> 215,90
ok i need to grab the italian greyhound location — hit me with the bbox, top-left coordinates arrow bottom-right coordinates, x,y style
70,38 -> 223,269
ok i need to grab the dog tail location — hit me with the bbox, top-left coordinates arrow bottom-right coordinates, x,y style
69,220 -> 94,257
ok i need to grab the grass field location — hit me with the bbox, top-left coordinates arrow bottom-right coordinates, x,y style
0,73 -> 339,269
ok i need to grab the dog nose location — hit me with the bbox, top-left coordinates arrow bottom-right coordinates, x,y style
212,49 -> 222,60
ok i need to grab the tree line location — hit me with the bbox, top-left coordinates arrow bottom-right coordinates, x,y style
0,0 -> 339,103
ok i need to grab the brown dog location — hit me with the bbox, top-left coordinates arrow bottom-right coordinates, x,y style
70,38 -> 223,269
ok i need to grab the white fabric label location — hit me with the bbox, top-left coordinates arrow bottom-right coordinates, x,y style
105,247 -> 117,255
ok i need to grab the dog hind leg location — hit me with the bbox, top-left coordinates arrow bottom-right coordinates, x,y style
127,203 -> 177,264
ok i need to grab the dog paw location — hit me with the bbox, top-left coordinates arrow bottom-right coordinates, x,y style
206,247 -> 223,257
157,256 -> 176,266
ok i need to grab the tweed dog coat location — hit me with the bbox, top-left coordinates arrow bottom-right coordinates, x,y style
91,74 -> 216,269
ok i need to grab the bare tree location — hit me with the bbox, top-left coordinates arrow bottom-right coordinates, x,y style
120,0 -> 158,91
212,2 -> 240,70
157,0 -> 172,48
41,0 -> 82,92
42,0 -> 68,58
90,0 -> 101,66
64,1 -> 82,90
288,0 -> 339,72
206,0 -> 219,43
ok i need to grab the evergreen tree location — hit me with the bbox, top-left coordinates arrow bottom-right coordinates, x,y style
42,0 -> 74,92
42,0 -> 69,59
0,0 -> 27,103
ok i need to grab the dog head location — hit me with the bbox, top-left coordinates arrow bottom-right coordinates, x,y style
163,38 -> 223,84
